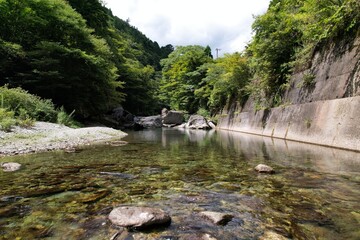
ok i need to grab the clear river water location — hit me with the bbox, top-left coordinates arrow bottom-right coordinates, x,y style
0,129 -> 359,239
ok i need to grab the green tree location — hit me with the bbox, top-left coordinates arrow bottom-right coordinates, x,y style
195,53 -> 251,113
245,0 -> 359,109
0,0 -> 124,118
160,45 -> 213,113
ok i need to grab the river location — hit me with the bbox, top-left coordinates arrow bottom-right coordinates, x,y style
0,129 -> 359,239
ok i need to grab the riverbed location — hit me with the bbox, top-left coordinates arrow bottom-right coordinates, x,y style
0,129 -> 359,239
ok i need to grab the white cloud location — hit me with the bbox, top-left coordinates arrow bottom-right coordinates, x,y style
104,0 -> 270,55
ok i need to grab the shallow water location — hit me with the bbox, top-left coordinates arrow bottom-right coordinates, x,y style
0,129 -> 359,239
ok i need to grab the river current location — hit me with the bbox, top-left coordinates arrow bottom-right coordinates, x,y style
0,129 -> 359,239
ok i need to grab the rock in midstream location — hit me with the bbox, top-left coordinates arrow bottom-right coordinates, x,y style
1,162 -> 22,172
199,211 -> 234,225
254,164 -> 275,174
259,230 -> 288,240
108,206 -> 171,229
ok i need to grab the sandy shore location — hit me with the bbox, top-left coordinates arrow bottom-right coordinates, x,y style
0,122 -> 127,157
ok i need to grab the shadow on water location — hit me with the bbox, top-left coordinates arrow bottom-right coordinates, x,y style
0,129 -> 359,239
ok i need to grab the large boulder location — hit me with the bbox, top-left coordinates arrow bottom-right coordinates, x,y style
136,115 -> 162,128
108,206 -> 171,229
1,162 -> 21,172
185,115 -> 211,129
162,110 -> 184,125
112,106 -> 124,121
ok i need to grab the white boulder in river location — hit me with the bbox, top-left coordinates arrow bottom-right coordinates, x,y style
1,162 -> 21,172
108,206 -> 171,229
254,164 -> 274,173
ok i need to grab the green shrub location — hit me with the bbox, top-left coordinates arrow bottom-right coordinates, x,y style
57,107 -> 81,128
0,86 -> 57,122
0,108 -> 16,132
196,108 -> 210,118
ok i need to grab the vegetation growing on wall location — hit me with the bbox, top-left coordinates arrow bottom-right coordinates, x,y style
246,0 -> 360,108
160,0 -> 359,113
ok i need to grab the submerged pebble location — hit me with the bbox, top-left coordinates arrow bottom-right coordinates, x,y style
199,211 -> 234,225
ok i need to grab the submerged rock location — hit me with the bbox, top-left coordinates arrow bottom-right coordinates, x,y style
199,211 -> 234,225
180,233 -> 217,240
108,140 -> 128,147
108,206 -> 171,229
1,162 -> 21,172
99,172 -> 136,179
259,231 -> 288,240
255,164 -> 275,174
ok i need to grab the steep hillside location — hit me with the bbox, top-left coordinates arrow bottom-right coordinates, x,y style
0,0 -> 172,118
218,34 -> 360,151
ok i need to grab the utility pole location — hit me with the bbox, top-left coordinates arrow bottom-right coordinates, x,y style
215,48 -> 221,58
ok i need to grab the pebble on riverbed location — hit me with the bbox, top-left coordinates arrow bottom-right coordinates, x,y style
254,164 -> 275,174
108,206 -> 171,230
199,211 -> 234,225
1,162 -> 22,172
259,230 -> 288,240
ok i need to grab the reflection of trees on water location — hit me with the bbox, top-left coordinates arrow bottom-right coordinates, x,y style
217,130 -> 360,174
127,128 -> 360,174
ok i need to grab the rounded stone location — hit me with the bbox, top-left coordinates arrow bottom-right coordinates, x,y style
254,164 -> 274,174
200,211 -> 234,225
1,162 -> 21,172
108,206 -> 171,229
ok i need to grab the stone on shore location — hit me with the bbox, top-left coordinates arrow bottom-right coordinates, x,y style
162,109 -> 184,125
108,206 -> 171,229
255,164 -> 274,174
1,162 -> 21,172
185,115 -> 211,129
199,211 -> 234,225
136,115 -> 163,128
208,121 -> 216,129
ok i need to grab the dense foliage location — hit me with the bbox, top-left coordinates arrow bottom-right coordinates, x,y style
160,45 -> 212,113
0,86 -> 78,131
246,0 -> 360,108
160,0 -> 359,113
0,0 -> 172,118
1,0 -> 358,123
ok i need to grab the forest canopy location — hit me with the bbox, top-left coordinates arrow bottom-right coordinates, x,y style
159,0 -> 360,114
1,0 -> 359,122
0,0 -> 172,118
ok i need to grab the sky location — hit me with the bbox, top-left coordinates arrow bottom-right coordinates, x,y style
103,0 -> 271,56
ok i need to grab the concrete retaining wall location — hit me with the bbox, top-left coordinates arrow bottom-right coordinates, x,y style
218,35 -> 360,152
218,96 -> 360,151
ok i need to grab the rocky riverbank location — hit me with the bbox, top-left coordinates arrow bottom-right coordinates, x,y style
0,122 -> 127,157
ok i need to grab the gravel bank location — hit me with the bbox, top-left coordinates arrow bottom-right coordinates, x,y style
0,122 -> 127,157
